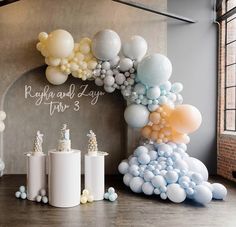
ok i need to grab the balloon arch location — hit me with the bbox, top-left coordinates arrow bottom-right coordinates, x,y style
37,29 -> 227,205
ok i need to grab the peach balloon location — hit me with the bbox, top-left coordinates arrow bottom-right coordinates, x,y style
172,131 -> 190,144
169,104 -> 202,134
141,126 -> 152,138
149,112 -> 161,124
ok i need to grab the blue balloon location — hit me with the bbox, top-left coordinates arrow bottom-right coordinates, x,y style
194,185 -> 212,205
165,170 -> 179,184
146,86 -> 161,100
124,104 -> 150,128
137,54 -> 172,86
212,183 -> 227,200
118,161 -> 129,174
160,81 -> 172,91
143,170 -> 154,182
171,82 -> 183,93
138,153 -> 151,165
129,157 -> 139,165
142,182 -> 154,195
134,83 -> 147,95
134,146 -> 148,156
130,177 -> 144,193
123,173 -> 133,186
148,150 -> 158,160
191,173 -> 204,185
158,144 -> 172,154
151,175 -> 167,188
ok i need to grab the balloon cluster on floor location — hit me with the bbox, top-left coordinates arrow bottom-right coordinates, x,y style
37,29 -> 227,205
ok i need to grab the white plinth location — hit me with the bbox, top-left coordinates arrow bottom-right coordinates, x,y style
85,154 -> 105,201
48,149 -> 81,208
26,154 -> 46,201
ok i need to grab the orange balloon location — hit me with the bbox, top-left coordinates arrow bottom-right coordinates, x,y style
149,112 -> 161,124
172,130 -> 190,144
141,126 -> 152,138
162,104 -> 174,116
150,131 -> 158,140
169,104 -> 202,134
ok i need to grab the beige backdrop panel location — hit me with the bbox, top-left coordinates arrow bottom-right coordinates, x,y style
0,0 -> 167,173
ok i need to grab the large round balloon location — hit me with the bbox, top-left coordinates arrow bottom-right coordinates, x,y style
184,157 -> 208,181
137,53 -> 172,87
46,66 -> 68,85
122,35 -> 147,61
91,29 -> 121,60
46,29 -> 74,58
169,104 -> 202,134
166,183 -> 186,203
124,104 -> 150,128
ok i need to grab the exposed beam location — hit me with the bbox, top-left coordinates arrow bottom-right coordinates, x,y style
112,0 -> 197,23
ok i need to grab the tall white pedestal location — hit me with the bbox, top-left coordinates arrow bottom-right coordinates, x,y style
48,149 -> 81,208
26,154 -> 46,201
85,154 -> 105,201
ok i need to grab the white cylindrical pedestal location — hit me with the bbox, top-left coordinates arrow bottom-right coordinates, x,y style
26,154 -> 46,201
48,149 -> 81,208
85,154 -> 105,201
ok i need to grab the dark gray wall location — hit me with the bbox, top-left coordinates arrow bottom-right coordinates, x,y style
167,0 -> 217,174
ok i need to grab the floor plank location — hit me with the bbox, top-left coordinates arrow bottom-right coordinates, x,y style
0,175 -> 236,227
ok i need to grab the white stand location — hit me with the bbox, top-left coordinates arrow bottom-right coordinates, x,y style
26,153 -> 46,201
85,154 -> 105,201
48,149 -> 81,208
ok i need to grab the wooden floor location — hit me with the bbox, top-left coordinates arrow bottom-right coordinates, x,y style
0,175 -> 236,227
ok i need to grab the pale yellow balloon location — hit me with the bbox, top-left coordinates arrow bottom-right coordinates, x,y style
80,196 -> 88,204
87,195 -> 94,203
46,29 -> 74,58
79,43 -> 90,55
87,60 -> 97,70
38,32 -> 48,42
169,104 -> 202,134
45,66 -> 68,85
46,57 -> 61,66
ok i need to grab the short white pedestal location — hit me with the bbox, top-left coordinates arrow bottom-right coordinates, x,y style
48,149 -> 81,208
26,154 -> 46,201
85,154 -> 105,201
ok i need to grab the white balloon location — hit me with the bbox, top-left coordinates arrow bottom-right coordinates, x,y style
104,85 -> 115,93
104,75 -> 115,86
0,121 -> 5,132
0,111 -> 6,121
95,78 -> 104,86
119,58 -> 133,72
166,183 -> 186,203
92,29 -> 121,60
46,29 -> 74,58
123,35 -> 147,60
184,157 -> 208,181
46,66 -> 68,85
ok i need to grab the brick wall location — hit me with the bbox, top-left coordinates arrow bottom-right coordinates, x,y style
217,20 -> 236,182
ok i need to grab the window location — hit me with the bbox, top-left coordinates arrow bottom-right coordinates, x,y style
217,0 -> 236,132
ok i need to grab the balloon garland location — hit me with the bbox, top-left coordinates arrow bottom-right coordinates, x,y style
37,29 -> 227,205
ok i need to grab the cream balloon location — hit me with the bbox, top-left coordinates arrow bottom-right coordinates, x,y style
169,105 -> 202,134
0,121 -> 5,132
122,35 -> 147,61
91,29 -> 121,60
46,29 -> 74,58
46,66 -> 68,85
0,111 -> 6,121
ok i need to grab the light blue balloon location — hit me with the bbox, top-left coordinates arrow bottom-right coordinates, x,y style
158,144 -> 172,154
160,81 -> 172,91
104,192 -> 110,199
186,187 -> 194,195
142,182 -> 154,195
36,195 -> 42,202
137,54 -> 172,86
154,188 -> 161,195
178,176 -> 190,186
21,192 -> 27,200
15,191 -> 21,198
178,143 -> 187,151
118,161 -> 129,174
212,183 -> 227,200
42,196 -> 48,204
165,170 -> 179,184
148,104 -> 159,112
153,169 -> 160,175
134,146 -> 148,157
130,177 -> 144,193
129,164 -> 139,175
171,82 -> 183,93
19,185 -> 26,193
141,97 -> 148,105
146,87 -> 161,100
191,173 -> 204,185
108,187 -> 115,194
129,157 -> 139,166
158,96 -> 168,105
143,170 -> 154,182
148,150 -> 158,160
134,83 -> 147,95
151,175 -> 167,188
123,173 -> 133,186
124,104 -> 150,128
160,192 -> 167,200
194,185 -> 212,205
138,153 -> 151,165
109,193 -> 117,202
